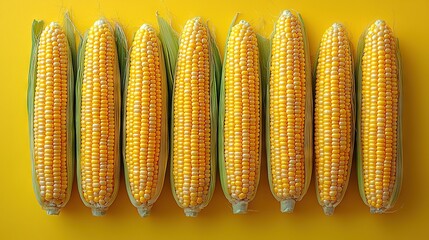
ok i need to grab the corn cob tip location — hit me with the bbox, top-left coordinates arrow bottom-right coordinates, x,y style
232,202 -> 248,214
280,199 -> 296,213
374,19 -> 386,26
91,207 -> 108,216
139,23 -> 153,31
370,207 -> 387,214
94,19 -> 108,27
238,20 -> 250,26
184,208 -> 200,217
137,206 -> 152,218
331,22 -> 344,29
48,22 -> 60,27
323,206 -> 335,216
281,10 -> 292,17
192,16 -> 202,21
44,207 -> 61,215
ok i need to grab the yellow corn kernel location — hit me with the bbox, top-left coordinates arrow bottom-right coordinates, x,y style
33,22 -> 70,215
314,23 -> 353,215
79,19 -> 120,216
125,24 -> 166,217
223,20 -> 261,213
361,20 -> 398,212
172,17 -> 212,216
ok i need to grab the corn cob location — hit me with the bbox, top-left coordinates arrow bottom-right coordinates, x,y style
266,10 -> 313,213
314,23 -> 354,215
356,20 -> 402,214
76,19 -> 121,216
28,19 -> 75,215
219,19 -> 261,214
171,17 -> 218,217
123,24 -> 168,217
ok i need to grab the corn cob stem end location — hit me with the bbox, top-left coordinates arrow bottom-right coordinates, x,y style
370,207 -> 386,214
323,206 -> 335,216
137,206 -> 152,218
232,202 -> 248,214
184,208 -> 200,217
44,207 -> 61,215
91,207 -> 108,216
280,199 -> 296,213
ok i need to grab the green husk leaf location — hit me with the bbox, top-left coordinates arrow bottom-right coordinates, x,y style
265,18 -> 275,204
388,38 -> 403,209
154,36 -> 170,215
257,34 -> 270,106
208,27 -> 222,99
256,34 -> 271,209
64,12 -> 77,77
257,32 -> 271,208
156,14 -> 181,213
62,12 -> 78,214
64,17 -> 76,213
108,21 -> 123,215
157,14 -> 179,96
115,23 -> 128,92
120,36 -> 133,212
356,27 -> 368,206
75,31 -> 87,209
298,13 -> 313,200
257,34 -> 270,197
28,19 -> 44,208
157,18 -> 179,207
218,13 -> 239,204
205,24 -> 221,210
114,22 -> 128,191
120,44 -> 130,178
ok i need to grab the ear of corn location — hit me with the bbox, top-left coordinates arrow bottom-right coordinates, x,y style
76,19 -> 122,216
356,20 -> 403,214
27,14 -> 76,215
219,17 -> 262,214
122,24 -> 168,217
265,11 -> 313,213
314,23 -> 355,215
167,17 -> 219,217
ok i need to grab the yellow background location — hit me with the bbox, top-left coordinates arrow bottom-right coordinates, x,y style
0,0 -> 428,239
